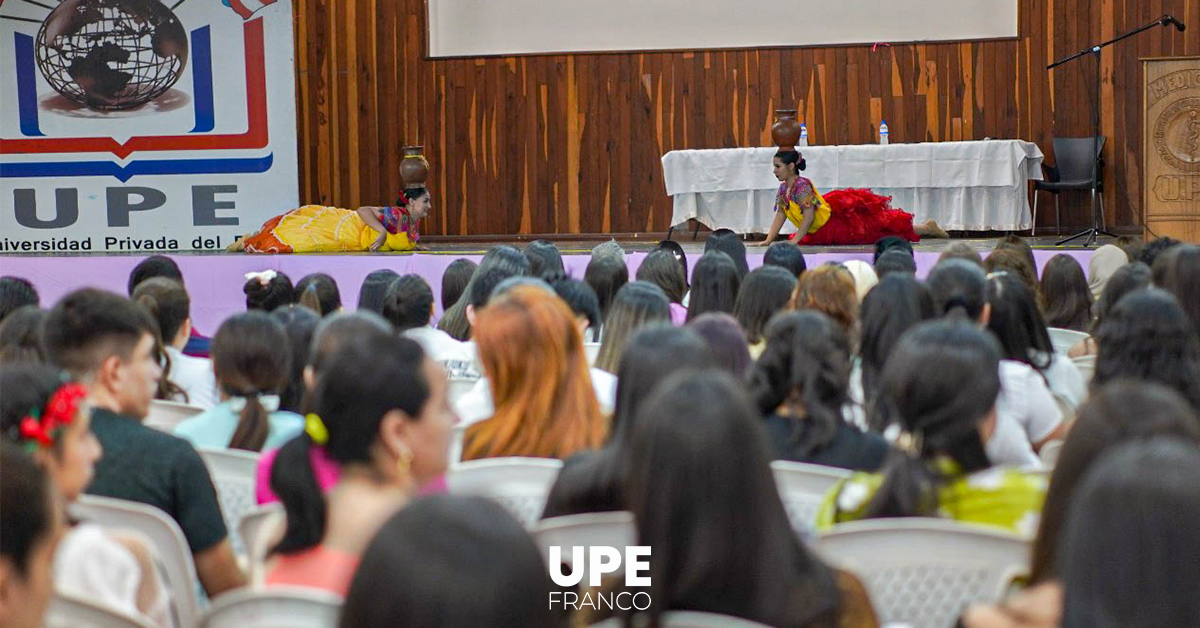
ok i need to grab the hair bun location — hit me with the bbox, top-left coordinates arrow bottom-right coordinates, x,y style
798,158 -> 807,171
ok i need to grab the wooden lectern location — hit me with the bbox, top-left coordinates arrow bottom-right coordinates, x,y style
1143,57 -> 1200,244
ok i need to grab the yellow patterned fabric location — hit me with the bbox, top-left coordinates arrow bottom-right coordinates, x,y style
777,177 -> 832,234
255,205 -> 414,253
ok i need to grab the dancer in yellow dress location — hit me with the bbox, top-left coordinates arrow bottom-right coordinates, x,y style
233,187 -> 431,253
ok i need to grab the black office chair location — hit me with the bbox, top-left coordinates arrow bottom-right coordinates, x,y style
1031,137 -> 1105,236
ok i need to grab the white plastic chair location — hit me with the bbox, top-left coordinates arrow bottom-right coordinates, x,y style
591,611 -> 775,628
447,376 -> 478,405
71,495 -> 202,628
238,503 -> 285,586
1047,328 -> 1089,355
197,586 -> 342,628
1071,355 -> 1095,384
198,447 -> 261,557
445,457 -> 563,527
584,342 -> 602,365
144,399 -> 205,432
815,518 -> 1031,628
770,460 -> 850,538
44,593 -> 157,628
533,511 -> 637,570
447,423 -> 467,466
1038,439 -> 1065,468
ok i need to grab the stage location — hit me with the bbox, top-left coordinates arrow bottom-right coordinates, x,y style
0,235 -> 1103,333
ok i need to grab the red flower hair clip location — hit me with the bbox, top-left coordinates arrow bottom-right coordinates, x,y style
17,383 -> 88,452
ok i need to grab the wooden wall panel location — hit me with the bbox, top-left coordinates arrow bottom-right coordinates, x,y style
293,0 -> 1200,235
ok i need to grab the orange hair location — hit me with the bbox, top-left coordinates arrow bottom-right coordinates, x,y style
463,285 -> 607,460
791,265 -> 858,337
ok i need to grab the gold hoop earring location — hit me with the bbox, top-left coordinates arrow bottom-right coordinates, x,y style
397,447 -> 413,481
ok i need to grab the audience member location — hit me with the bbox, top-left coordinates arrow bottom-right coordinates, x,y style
1136,236 -> 1181,268
0,306 -> 47,364
1114,235 -> 1143,263
523,239 -> 565,277
1092,288 -> 1200,411
841,259 -> 878,302
270,305 -> 321,413
355,269 -> 400,314
463,286 -> 606,460
385,274 -> 476,378
267,334 -> 453,595
295,273 -> 342,316
545,273 -> 602,343
1068,262 -> 1152,358
686,250 -> 741,322
936,242 -> 984,267
440,259 -> 478,312
1152,243 -> 1200,341
763,241 -> 807,278
873,248 -> 917,278
126,255 -> 211,357
439,246 -> 529,340
704,229 -> 750,279
0,443 -> 63,628
341,496 -> 559,628
856,275 -> 934,420
819,321 -> 1046,534
595,281 -> 671,373
623,370 -> 878,628
750,311 -> 889,471
636,249 -> 689,325
655,239 -> 689,283
244,269 -> 295,312
986,272 -> 1086,412
0,276 -> 39,324
1085,244 -> 1126,301
993,234 -> 1038,276
984,248 -> 1042,308
133,277 -> 217,408
733,265 -> 797,356
1040,254 -> 1092,331
584,253 -> 629,329
873,236 -> 914,263
41,289 -> 245,596
591,239 -> 625,260
174,312 -> 302,451
686,312 -> 753,378
791,264 -> 857,340
542,325 -> 714,518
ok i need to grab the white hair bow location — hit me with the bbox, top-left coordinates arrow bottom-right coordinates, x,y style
228,394 -> 281,413
244,269 -> 278,286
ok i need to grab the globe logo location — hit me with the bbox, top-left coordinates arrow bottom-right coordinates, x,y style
34,0 -> 189,111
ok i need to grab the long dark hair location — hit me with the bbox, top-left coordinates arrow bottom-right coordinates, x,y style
130,283 -> 188,403
212,312 -> 290,452
704,229 -> 750,279
926,259 -> 988,321
295,273 -> 342,317
686,251 -> 741,322
1040,254 -> 1092,331
523,240 -> 564,277
341,495 -> 559,628
438,246 -> 529,340
270,305 -> 321,413
594,281 -> 670,373
636,249 -> 688,304
864,321 -> 999,519
734,266 -> 797,344
749,311 -> 850,459
858,275 -> 934,418
1029,380 -> 1200,584
1089,262 -> 1151,334
0,306 -> 48,365
1059,438 -> 1200,628
1,442 -> 56,576
584,254 -> 629,326
985,272 -> 1055,374
270,333 -> 430,555
440,259 -> 477,311
356,269 -> 399,315
1092,288 -> 1200,410
244,271 -> 294,312
624,369 -> 840,628
1152,244 -> 1200,342
655,240 -> 689,283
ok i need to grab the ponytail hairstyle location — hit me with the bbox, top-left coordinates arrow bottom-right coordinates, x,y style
270,305 -> 321,413
749,310 -> 851,458
270,333 -> 431,555
774,149 -> 807,173
381,275 -> 434,333
926,259 -> 988,321
244,270 -> 295,312
864,320 -> 1000,519
985,272 -> 1055,374
131,279 -> 188,403
211,312 -> 290,452
294,273 -> 342,317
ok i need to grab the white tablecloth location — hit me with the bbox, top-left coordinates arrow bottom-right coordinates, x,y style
662,140 -> 1044,233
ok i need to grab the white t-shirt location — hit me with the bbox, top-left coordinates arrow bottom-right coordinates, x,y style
55,524 -> 173,627
403,326 -> 480,378
164,346 -> 216,410
454,367 -> 618,426
985,360 -> 1063,468
1038,352 -> 1087,410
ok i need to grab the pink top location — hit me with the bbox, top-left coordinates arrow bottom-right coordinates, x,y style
256,445 -> 448,505
669,302 -> 688,326
265,546 -> 359,596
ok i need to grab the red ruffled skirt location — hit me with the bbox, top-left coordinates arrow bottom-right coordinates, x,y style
790,188 -> 920,245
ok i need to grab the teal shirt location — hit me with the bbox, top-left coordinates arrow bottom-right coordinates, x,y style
174,400 -> 304,450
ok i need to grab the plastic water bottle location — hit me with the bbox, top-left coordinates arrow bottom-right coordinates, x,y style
879,120 -> 889,145
799,124 -> 809,147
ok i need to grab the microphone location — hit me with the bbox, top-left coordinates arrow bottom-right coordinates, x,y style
1164,15 -> 1186,31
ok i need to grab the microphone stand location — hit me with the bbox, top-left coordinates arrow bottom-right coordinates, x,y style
1048,14 -> 1180,247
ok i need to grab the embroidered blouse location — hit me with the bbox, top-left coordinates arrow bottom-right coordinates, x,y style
775,176 -> 823,215
381,200 -> 420,242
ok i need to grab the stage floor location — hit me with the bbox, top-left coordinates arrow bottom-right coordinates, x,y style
0,234 -> 1105,333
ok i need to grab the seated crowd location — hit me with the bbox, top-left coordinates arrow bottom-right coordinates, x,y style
0,234 -> 1198,628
